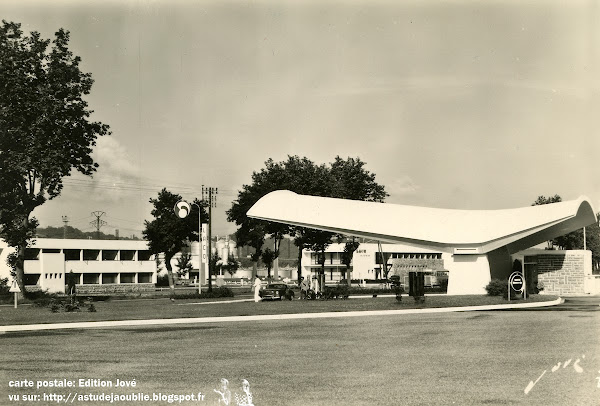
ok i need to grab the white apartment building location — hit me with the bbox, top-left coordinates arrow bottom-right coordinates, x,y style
0,238 -> 156,294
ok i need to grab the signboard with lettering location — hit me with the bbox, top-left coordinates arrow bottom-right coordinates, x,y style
508,271 -> 526,301
201,223 -> 208,264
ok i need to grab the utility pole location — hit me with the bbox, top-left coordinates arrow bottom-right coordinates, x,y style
202,186 -> 218,292
62,216 -> 69,239
90,211 -> 107,240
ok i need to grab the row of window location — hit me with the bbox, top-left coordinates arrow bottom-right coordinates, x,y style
24,248 -> 153,261
310,252 -> 443,265
41,272 -> 154,284
380,252 -> 443,260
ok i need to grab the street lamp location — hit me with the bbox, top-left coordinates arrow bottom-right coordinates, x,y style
174,200 -> 206,294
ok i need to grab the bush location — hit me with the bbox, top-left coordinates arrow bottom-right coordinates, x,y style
199,287 -> 235,299
485,279 -> 508,297
0,278 -> 10,297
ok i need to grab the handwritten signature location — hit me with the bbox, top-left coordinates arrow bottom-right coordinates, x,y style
524,354 -> 599,395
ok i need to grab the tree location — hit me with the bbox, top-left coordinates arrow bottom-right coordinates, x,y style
143,189 -> 207,297
175,251 -> 193,279
309,232 -> 333,291
228,155 -> 388,284
233,221 -> 264,279
261,247 -> 277,279
209,250 -> 221,278
224,252 -> 239,277
329,156 -> 388,202
340,238 -> 360,284
0,21 -> 110,292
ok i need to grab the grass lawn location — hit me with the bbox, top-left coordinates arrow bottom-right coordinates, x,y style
0,294 -> 558,326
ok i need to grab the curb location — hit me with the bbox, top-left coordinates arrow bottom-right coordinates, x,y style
0,297 -> 563,333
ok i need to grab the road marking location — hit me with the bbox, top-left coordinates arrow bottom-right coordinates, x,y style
0,297 -> 563,333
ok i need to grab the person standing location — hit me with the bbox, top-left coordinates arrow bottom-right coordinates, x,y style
300,277 -> 310,299
253,277 -> 262,302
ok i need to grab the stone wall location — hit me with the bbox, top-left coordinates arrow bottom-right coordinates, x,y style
534,252 -> 585,296
75,283 -> 155,295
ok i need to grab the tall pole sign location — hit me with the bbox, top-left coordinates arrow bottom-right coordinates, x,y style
174,199 -> 204,293
202,185 -> 218,292
201,223 -> 208,292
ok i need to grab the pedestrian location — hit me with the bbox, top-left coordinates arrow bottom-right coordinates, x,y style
300,277 -> 310,299
253,277 -> 262,302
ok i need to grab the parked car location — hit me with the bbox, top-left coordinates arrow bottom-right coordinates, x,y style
259,283 -> 291,301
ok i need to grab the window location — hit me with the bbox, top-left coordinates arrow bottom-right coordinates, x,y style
102,250 -> 118,261
83,250 -> 100,261
25,249 -> 40,260
120,273 -> 135,283
138,273 -> 152,283
42,249 -> 61,253
83,273 -> 100,284
102,273 -> 117,284
64,249 -> 81,261
137,250 -> 152,261
120,250 -> 135,261
24,274 -> 40,285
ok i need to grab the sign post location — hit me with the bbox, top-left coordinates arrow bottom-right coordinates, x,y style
9,280 -> 21,309
508,272 -> 524,301
174,199 -> 206,294
201,223 -> 208,294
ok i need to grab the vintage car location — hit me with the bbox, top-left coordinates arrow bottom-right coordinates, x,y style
259,283 -> 291,300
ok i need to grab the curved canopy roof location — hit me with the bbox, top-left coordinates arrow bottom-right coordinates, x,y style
247,191 -> 597,254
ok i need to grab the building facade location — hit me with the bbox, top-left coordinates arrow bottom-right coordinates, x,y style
302,243 -> 599,296
0,238 -> 157,294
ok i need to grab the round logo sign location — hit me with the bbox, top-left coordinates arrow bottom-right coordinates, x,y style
174,200 -> 191,219
509,272 -> 524,292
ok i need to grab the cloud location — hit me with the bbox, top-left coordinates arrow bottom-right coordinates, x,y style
388,175 -> 419,196
93,136 -> 140,182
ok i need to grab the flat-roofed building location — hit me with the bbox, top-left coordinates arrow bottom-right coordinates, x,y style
0,238 -> 156,294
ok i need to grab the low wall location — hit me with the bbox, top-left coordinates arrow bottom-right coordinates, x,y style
75,283 -> 155,295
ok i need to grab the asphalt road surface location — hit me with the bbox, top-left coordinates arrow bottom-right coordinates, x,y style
1,296 -> 598,406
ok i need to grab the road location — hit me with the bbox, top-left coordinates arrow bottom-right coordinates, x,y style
1,296 -> 598,405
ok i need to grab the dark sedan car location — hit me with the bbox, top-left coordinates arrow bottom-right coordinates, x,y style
259,283 -> 292,301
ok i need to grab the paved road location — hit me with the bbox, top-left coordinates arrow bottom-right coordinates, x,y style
1,296 -> 598,406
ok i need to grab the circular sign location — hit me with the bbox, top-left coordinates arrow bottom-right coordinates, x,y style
174,200 -> 191,219
509,272 -> 524,292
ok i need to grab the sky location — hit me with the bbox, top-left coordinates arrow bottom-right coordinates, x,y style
2,0 -> 599,238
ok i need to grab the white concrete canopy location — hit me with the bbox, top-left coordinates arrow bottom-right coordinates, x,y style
247,191 -> 597,294
247,191 -> 597,255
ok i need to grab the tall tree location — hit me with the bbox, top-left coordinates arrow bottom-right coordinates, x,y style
143,189 -> 207,297
261,247 -> 277,279
228,155 -> 388,284
330,156 -> 388,202
0,21 -> 110,291
227,156 -> 331,273
233,221 -> 264,279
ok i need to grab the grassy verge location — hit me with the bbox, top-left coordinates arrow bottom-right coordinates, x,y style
0,294 -> 558,326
